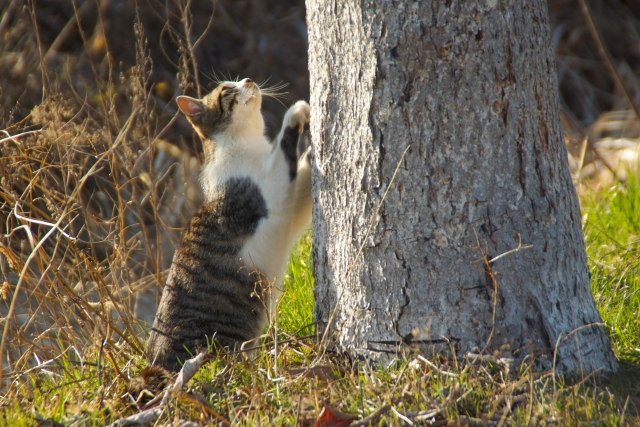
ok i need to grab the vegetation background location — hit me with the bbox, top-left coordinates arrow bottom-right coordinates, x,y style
0,0 -> 639,425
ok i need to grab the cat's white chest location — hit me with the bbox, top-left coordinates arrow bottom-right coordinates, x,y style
239,155 -> 293,292
201,137 -> 293,292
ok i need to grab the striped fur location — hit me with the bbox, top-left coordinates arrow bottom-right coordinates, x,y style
145,79 -> 311,371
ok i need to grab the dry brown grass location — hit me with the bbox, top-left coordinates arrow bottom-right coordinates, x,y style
552,0 -> 640,192
0,1 -> 639,425
0,20 -> 195,392
0,0 -> 309,391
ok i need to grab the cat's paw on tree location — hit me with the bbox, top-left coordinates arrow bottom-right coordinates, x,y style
287,100 -> 310,130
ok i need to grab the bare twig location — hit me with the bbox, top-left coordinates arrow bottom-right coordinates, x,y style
350,386 -> 410,427
578,0 -> 640,122
349,403 -> 393,427
561,104 -> 626,183
573,136 -> 589,186
44,0 -> 94,62
110,353 -> 231,427
487,234 -> 533,264
0,0 -> 18,36
182,390 -> 230,425
0,206 -> 70,386
192,0 -> 217,51
12,202 -> 76,241
0,130 -> 39,145
416,355 -> 458,378
179,0 -> 205,97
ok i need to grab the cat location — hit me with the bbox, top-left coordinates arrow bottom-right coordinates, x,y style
144,78 -> 312,372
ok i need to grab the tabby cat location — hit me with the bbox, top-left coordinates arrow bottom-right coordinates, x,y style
145,78 -> 312,371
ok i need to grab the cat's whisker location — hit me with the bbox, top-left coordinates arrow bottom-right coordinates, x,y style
260,91 -> 288,108
260,81 -> 290,103
261,89 -> 288,97
258,76 -> 273,87
260,90 -> 289,97
201,71 -> 217,85
207,68 -> 224,86
258,80 -> 289,95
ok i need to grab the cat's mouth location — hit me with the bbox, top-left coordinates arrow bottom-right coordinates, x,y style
237,79 -> 260,106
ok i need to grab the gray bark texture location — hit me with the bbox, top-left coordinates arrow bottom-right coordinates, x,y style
306,0 -> 617,373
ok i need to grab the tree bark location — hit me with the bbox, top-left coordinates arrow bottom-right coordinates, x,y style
307,0 -> 617,373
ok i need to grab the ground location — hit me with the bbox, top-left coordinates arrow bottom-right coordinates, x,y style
0,0 -> 639,425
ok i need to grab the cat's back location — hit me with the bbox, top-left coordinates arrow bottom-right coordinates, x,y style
146,176 -> 269,371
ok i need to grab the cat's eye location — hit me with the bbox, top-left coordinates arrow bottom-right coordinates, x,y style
221,85 -> 236,97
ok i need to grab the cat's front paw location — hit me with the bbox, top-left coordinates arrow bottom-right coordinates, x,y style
287,101 -> 310,130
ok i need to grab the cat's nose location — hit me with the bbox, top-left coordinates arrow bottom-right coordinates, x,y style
245,78 -> 252,83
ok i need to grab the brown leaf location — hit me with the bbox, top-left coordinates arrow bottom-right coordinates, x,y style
313,405 -> 355,427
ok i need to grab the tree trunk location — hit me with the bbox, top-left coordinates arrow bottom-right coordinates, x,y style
307,0 -> 617,373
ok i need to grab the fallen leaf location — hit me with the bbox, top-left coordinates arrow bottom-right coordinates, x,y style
313,405 -> 355,427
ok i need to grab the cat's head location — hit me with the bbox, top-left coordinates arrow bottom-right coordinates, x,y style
176,78 -> 264,144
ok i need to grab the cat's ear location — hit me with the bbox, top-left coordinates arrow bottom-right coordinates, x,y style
176,96 -> 205,118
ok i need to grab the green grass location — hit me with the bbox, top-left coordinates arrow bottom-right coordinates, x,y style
278,230 -> 315,335
583,174 -> 640,363
2,193 -> 640,426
